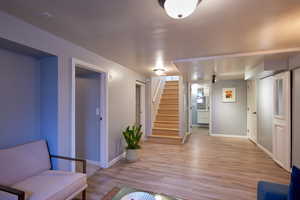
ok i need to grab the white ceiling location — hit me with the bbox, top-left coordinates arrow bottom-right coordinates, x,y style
1,0 -> 300,76
176,55 -> 264,81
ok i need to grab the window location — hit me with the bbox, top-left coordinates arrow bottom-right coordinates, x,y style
275,79 -> 284,116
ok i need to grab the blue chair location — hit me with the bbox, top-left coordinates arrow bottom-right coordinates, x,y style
257,181 -> 289,200
258,166 -> 300,200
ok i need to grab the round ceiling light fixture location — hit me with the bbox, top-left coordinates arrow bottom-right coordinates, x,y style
158,0 -> 201,19
153,68 -> 167,76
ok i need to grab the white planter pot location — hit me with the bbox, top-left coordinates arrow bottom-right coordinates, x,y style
126,149 -> 140,162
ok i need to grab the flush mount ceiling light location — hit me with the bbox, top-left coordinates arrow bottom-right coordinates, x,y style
153,68 -> 166,76
158,0 -> 201,19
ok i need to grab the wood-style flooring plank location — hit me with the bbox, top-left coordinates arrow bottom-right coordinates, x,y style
87,128 -> 290,200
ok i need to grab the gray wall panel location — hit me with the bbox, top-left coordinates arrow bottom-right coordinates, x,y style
211,80 -> 247,136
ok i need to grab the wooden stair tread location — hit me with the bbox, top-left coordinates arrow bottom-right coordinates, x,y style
151,79 -> 180,144
154,121 -> 179,123
156,114 -> 178,116
149,135 -> 182,139
161,97 -> 178,99
165,81 -> 179,85
153,127 -> 179,130
153,127 -> 179,131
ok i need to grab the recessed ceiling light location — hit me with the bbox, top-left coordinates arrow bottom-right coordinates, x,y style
41,12 -> 53,18
153,68 -> 167,76
158,0 -> 201,19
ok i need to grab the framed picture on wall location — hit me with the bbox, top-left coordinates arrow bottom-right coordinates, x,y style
222,88 -> 236,103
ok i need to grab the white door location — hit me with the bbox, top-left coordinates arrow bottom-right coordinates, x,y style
247,80 -> 258,143
273,71 -> 291,171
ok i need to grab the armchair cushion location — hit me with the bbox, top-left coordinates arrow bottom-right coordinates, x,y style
288,166 -> 300,200
0,140 -> 51,185
12,170 -> 87,200
257,181 -> 289,200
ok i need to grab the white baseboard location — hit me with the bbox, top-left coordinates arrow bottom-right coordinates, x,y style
108,152 -> 126,167
248,137 -> 258,145
209,134 -> 248,139
256,143 -> 291,172
87,160 -> 101,166
182,132 -> 191,144
257,143 -> 273,159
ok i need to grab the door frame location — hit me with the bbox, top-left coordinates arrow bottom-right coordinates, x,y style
136,81 -> 146,139
187,83 -> 192,134
247,79 -> 258,144
71,58 -> 109,169
187,83 -> 212,133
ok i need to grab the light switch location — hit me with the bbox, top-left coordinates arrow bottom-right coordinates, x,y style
96,108 -> 100,115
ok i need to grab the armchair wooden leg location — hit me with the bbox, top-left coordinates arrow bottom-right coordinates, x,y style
82,190 -> 86,200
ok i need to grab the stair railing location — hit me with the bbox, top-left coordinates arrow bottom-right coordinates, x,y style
152,79 -> 162,103
152,78 -> 165,123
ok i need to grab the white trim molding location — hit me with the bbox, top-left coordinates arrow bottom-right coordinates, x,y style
182,132 -> 192,144
108,152 -> 126,167
257,143 -> 291,172
209,134 -> 249,139
87,160 -> 102,167
257,143 -> 273,159
248,137 -> 258,145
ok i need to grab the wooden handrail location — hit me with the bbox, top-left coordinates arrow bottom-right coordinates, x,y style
0,185 -> 25,200
50,155 -> 87,174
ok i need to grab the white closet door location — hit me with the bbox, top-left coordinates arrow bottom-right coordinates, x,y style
272,71 -> 291,171
247,80 -> 258,143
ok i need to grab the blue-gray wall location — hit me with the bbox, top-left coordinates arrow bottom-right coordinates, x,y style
0,11 -> 146,167
0,48 -> 41,148
0,48 -> 59,162
211,80 -> 247,136
40,57 -> 58,155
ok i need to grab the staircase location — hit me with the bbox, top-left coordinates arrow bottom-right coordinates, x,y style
148,80 -> 183,145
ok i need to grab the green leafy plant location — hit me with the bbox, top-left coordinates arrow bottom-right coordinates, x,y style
122,125 -> 143,150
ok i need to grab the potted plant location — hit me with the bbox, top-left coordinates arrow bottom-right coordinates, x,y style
122,124 -> 143,162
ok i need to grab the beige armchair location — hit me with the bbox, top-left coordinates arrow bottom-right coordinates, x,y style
0,140 -> 87,200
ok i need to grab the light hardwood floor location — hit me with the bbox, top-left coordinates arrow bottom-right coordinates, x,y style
87,128 -> 290,200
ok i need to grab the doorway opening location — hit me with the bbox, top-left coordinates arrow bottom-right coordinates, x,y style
136,84 -> 141,125
71,58 -> 108,172
75,67 -> 101,175
136,81 -> 146,138
190,83 -> 211,134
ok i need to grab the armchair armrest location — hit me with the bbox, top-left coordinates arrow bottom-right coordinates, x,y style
50,155 -> 87,174
0,184 -> 25,200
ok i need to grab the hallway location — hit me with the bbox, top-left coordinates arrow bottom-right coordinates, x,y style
87,128 -> 289,200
